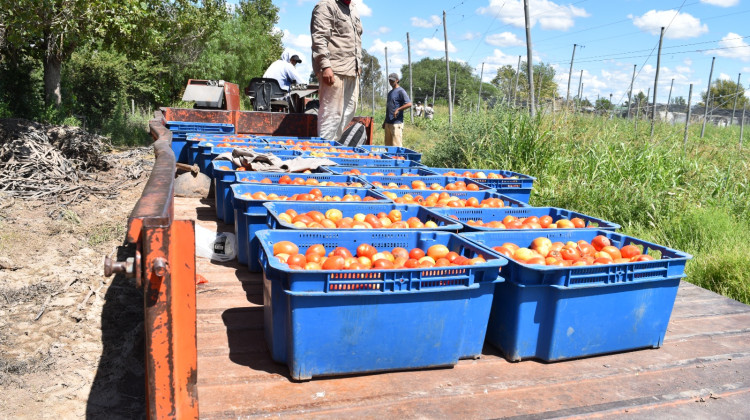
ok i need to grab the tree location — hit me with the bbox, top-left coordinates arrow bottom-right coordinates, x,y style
672,96 -> 686,107
595,98 -> 613,112
400,57 -> 497,106
0,0 -> 148,107
701,78 -> 749,109
190,0 -> 283,93
361,49 -> 385,104
491,61 -> 558,105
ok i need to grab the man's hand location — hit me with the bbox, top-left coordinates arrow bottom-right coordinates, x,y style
322,68 -> 335,86
392,110 -> 398,118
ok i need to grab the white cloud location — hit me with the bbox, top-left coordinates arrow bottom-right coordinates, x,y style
282,29 -> 312,50
415,37 -> 456,56
353,0 -> 371,17
719,73 -> 732,81
700,0 -> 739,6
707,32 -> 750,62
376,26 -> 390,35
411,15 -> 441,28
369,39 -> 405,55
477,0 -> 589,31
485,32 -> 524,47
630,10 -> 708,39
461,32 -> 482,41
683,58 -> 693,67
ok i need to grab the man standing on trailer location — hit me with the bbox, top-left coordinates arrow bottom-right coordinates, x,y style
383,73 -> 412,147
311,0 -> 363,141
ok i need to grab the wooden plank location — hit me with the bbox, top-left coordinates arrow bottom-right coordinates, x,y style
174,197 -> 750,419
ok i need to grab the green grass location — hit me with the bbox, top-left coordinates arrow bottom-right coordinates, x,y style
405,105 -> 750,305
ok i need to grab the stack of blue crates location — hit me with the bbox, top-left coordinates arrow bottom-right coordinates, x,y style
166,121 -> 235,164
189,131 -> 692,379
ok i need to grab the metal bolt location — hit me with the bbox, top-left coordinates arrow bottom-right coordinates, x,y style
152,257 -> 168,277
104,256 -> 135,277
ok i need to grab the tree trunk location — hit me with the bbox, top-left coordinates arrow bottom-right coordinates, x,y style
44,55 -> 62,107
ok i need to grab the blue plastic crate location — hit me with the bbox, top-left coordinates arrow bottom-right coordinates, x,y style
461,230 -> 692,362
284,145 -> 367,154
231,185 -> 389,270
170,133 -> 189,164
234,172 -> 370,188
364,175 -> 493,192
264,202 -> 463,231
425,167 -> 535,203
260,136 -> 333,146
196,142 -> 286,174
256,229 -> 506,379
324,166 -> 438,176
359,145 -> 422,162
378,188 -> 530,208
326,157 -> 423,167
201,146 -> 303,175
165,121 -> 234,134
186,133 -> 260,142
430,207 -> 621,232
211,161 -> 333,227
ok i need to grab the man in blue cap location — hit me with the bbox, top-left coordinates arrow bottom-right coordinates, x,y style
383,73 -> 412,147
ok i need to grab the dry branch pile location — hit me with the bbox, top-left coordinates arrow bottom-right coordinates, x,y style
0,119 -> 117,204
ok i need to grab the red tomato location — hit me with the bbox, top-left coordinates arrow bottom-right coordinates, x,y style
322,256 -> 345,270
273,241 -> 299,256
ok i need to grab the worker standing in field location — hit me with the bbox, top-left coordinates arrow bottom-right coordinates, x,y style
263,51 -> 305,92
383,73 -> 412,147
414,101 -> 424,117
424,103 -> 434,120
310,0 -> 363,141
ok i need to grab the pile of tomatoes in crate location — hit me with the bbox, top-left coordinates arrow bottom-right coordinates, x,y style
271,241 -> 489,271
494,234 -> 655,267
277,208 -> 439,229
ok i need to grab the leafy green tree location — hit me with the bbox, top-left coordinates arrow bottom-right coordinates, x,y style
360,49 -> 385,103
595,97 -> 613,111
701,78 -> 749,109
189,0 -> 283,93
491,61 -> 558,104
401,58 -> 496,105
672,96 -> 686,107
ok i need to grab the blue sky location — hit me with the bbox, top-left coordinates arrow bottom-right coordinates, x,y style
271,0 -> 750,105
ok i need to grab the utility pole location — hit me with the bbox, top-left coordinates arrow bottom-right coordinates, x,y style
646,87 -> 651,121
385,47 -> 389,91
609,93 -> 614,118
731,73 -> 742,126
407,32 -> 413,122
477,62 -> 485,112
566,43 -> 578,106
628,64 -> 636,119
523,0 -> 535,117
513,55 -> 521,107
651,27 -> 664,137
443,11 -> 453,125
701,56 -> 715,138
684,84 -> 693,152
371,58 -> 375,116
537,73 -> 543,112
432,72 -> 437,104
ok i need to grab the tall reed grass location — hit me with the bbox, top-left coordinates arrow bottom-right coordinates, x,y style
412,106 -> 750,304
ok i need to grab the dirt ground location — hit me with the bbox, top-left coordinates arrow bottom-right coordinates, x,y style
0,147 -> 152,419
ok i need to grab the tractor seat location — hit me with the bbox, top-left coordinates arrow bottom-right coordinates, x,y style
245,78 -> 289,112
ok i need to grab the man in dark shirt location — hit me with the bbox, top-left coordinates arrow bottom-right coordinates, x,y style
383,73 -> 412,147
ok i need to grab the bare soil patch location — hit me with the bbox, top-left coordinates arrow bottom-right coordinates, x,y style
0,119 -> 151,419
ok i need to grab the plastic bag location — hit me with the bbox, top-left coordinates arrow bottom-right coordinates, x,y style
195,224 -> 237,262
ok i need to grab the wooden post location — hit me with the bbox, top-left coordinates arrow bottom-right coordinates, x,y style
407,32 -> 413,122
701,56 -> 715,138
651,26 -> 664,137
667,78 -> 674,116
566,44 -> 578,106
385,47 -> 389,91
132,99 -> 135,116
609,93 -> 614,118
628,64 -> 636,119
576,69 -> 583,111
740,105 -> 746,150
684,84 -> 693,152
731,73 -> 741,126
513,55 -> 521,107
452,66 -> 458,109
432,73 -> 437,104
443,11 -> 453,125
523,0 -> 535,117
537,72 -> 543,112
371,58 -> 375,117
477,62 -> 485,112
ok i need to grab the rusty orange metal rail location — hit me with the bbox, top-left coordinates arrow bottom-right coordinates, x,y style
104,112 -> 199,419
